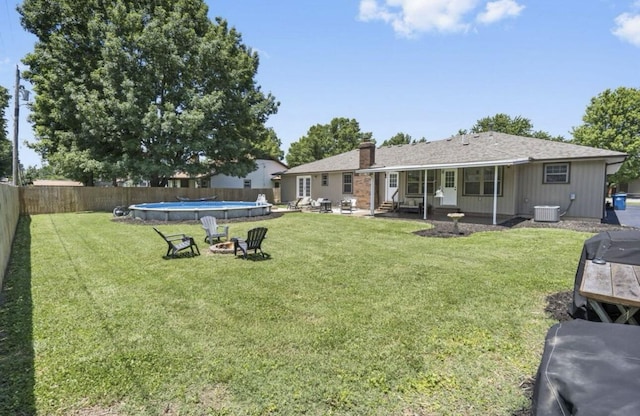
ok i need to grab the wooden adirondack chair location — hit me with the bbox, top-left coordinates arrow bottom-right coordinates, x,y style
232,227 -> 268,259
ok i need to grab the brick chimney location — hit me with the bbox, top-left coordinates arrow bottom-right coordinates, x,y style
359,140 -> 375,169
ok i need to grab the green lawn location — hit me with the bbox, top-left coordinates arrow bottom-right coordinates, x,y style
0,212 -> 593,415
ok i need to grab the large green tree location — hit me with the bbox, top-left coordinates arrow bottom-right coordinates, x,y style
572,87 -> 640,184
253,127 -> 284,161
286,117 -> 372,167
459,113 -> 566,141
0,86 -> 11,178
19,0 -> 279,186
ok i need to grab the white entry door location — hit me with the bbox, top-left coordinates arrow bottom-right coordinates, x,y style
386,172 -> 399,201
441,169 -> 457,206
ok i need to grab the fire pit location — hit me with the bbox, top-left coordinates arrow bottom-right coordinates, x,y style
209,241 -> 235,254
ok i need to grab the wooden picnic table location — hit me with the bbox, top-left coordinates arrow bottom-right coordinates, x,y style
579,261 -> 640,324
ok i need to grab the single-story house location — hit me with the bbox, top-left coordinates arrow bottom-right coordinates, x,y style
280,132 -> 627,223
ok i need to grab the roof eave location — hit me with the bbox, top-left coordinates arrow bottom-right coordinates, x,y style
356,158 -> 531,173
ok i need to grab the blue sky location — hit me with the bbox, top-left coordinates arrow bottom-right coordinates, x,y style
1,0 -> 639,168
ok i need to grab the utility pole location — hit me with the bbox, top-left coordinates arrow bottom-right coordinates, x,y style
12,65 -> 20,186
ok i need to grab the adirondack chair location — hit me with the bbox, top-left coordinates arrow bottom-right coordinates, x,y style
153,227 -> 200,258
200,216 -> 229,243
232,227 -> 268,259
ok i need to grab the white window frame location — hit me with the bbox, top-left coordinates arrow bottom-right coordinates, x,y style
343,172 -> 353,194
463,167 -> 503,196
406,170 -> 435,196
297,175 -> 311,197
544,163 -> 570,184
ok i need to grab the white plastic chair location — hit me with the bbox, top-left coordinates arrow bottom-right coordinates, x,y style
200,216 -> 229,244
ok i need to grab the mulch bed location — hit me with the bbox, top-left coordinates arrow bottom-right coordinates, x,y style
413,217 -> 633,238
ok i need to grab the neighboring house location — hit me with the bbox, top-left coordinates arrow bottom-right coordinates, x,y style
161,159 -> 287,192
208,159 -> 288,190
166,172 -> 209,188
281,132 -> 627,222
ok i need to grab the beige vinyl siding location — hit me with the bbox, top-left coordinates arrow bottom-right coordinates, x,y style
516,160 -> 606,219
281,172 -> 350,203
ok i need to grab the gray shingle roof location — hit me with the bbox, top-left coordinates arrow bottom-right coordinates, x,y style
284,132 -> 627,174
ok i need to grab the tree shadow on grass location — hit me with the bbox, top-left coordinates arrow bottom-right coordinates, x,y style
0,216 -> 35,415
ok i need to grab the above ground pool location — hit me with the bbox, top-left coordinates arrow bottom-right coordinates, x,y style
128,201 -> 272,221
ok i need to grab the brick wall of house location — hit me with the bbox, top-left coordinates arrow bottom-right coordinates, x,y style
354,140 -> 376,210
354,173 -> 371,210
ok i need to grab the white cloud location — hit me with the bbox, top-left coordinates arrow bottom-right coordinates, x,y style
358,0 -> 524,37
612,13 -> 640,47
358,0 -> 479,37
476,0 -> 525,25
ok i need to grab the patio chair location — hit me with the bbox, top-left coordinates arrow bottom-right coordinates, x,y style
340,199 -> 353,214
298,197 -> 312,209
232,227 -> 268,259
287,198 -> 303,210
153,227 -> 200,258
201,216 -> 229,243
309,198 -> 322,211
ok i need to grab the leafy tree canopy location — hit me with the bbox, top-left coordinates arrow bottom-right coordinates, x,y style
459,113 -> 566,142
19,0 -> 279,186
380,132 -> 427,146
286,117 -> 372,167
0,86 -> 11,178
572,87 -> 640,184
252,127 -> 284,161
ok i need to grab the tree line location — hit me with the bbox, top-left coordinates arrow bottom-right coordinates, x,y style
0,0 -> 638,186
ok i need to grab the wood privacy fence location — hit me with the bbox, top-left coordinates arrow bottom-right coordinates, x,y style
19,187 -> 276,215
0,184 -> 20,290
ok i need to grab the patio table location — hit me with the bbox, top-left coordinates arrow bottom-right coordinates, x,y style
319,200 -> 332,213
579,260 -> 640,324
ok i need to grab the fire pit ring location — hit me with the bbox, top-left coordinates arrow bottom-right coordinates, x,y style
209,241 -> 235,254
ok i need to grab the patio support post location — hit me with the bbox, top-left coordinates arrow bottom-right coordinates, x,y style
423,169 -> 428,220
493,165 -> 498,225
369,173 -> 375,216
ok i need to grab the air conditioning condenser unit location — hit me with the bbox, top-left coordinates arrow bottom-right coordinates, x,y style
534,205 -> 560,222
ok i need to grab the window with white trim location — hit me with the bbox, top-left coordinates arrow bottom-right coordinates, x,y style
463,167 -> 503,196
544,163 -> 570,184
343,173 -> 353,194
406,171 -> 435,195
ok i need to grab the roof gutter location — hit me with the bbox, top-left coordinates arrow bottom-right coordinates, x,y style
604,156 -> 627,175
356,157 -> 531,173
